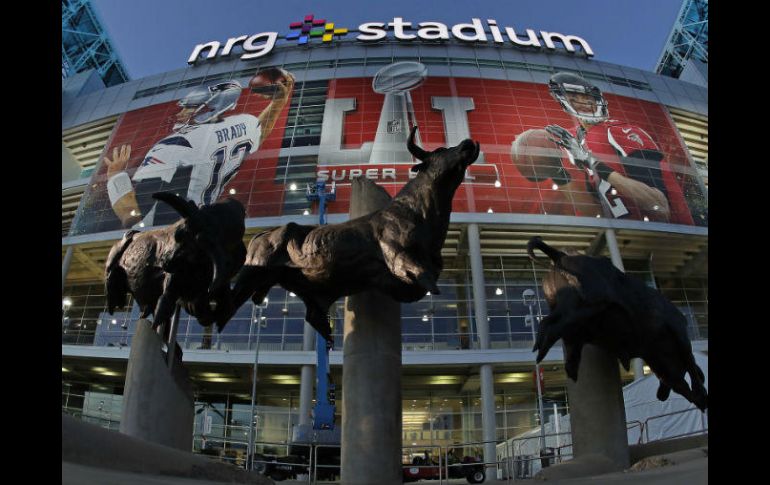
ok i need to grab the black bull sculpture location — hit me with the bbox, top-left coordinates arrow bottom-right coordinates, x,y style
528,236 -> 707,412
228,126 -> 480,341
104,193 -> 247,336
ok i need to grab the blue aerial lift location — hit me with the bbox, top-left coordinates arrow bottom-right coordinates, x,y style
272,181 -> 340,480
304,180 -> 337,430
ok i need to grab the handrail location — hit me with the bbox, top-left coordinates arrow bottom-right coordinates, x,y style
643,406 -> 707,444
313,443 -> 340,484
450,439 -> 511,484
251,441 -> 312,480
626,420 -> 645,444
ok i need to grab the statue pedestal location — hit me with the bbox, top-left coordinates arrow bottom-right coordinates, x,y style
537,344 -> 629,480
341,178 -> 403,484
120,319 -> 194,451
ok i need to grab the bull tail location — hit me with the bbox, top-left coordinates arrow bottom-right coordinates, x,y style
527,236 -> 565,267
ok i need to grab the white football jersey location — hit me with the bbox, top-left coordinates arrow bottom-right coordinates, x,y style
132,113 -> 261,226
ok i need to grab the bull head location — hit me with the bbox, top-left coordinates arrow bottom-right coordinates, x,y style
152,192 -> 230,293
407,126 -> 481,178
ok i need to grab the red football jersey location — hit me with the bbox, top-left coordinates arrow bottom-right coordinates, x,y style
577,120 -> 694,225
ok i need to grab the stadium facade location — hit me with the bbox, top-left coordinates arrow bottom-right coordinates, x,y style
62,16 -> 708,468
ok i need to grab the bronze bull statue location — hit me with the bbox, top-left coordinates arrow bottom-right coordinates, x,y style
528,236 -> 707,412
229,126 -> 480,340
104,193 -> 247,336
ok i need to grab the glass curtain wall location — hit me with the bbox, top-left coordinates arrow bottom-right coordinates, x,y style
63,254 -> 707,350
61,383 -> 568,464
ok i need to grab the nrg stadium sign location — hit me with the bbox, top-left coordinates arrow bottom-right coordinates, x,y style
187,17 -> 594,64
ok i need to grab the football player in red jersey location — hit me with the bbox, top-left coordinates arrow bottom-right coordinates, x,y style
544,72 -> 693,224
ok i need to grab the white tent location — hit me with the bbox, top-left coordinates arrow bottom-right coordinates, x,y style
497,351 -> 708,478
624,351 -> 709,443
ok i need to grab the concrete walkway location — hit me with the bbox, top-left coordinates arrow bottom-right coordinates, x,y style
63,453 -> 706,485
63,413 -> 706,485
63,461 -> 253,485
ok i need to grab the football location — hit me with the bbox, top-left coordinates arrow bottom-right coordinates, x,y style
249,67 -> 289,97
372,61 -> 428,94
510,129 -> 567,182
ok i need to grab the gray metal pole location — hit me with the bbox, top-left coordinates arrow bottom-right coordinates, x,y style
528,301 -> 546,453
62,245 -> 74,292
467,223 -> 497,478
247,303 -> 262,471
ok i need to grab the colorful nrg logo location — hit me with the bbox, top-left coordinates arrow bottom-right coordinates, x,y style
285,14 -> 349,44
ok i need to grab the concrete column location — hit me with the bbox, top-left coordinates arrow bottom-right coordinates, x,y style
467,224 -> 489,349
568,229 -> 628,467
479,364 -> 498,474
565,344 -> 629,469
62,245 -> 74,292
632,359 -> 645,381
341,178 -> 402,485
467,223 -> 498,479
120,319 -> 194,451
298,323 -> 316,426
540,229 -> 629,478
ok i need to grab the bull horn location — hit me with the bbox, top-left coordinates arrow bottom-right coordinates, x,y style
153,192 -> 199,219
407,125 -> 429,161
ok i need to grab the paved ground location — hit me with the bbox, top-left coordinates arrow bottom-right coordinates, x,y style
63,455 -> 706,485
63,462 -> 252,485
62,417 -> 706,485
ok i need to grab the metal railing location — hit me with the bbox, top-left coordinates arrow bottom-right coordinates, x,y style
626,420 -> 645,445
313,444 -> 341,483
250,441 -> 312,480
443,439 -> 506,484
642,407 -> 708,444
498,431 -> 574,481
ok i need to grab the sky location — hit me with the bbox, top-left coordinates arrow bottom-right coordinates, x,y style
89,0 -> 683,80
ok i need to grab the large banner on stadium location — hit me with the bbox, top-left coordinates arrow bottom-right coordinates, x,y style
72,62 -> 707,236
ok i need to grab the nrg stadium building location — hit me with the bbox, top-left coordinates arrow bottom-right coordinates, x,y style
62,12 -> 708,469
